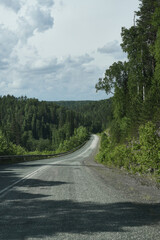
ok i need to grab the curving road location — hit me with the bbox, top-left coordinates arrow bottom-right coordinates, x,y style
0,135 -> 159,240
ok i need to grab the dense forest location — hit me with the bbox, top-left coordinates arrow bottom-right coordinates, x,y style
0,95 -> 112,155
96,0 -> 160,180
54,99 -> 112,132
0,95 -> 85,154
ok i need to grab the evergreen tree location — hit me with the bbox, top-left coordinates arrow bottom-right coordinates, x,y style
96,0 -> 160,141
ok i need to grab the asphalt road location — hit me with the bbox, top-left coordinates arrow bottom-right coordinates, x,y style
0,135 -> 159,240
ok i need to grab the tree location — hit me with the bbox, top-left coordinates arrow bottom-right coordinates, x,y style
121,0 -> 157,121
96,61 -> 128,95
96,0 -> 160,142
151,3 -> 160,114
96,61 -> 129,119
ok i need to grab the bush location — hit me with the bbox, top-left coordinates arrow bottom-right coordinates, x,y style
96,122 -> 160,180
0,130 -> 27,156
137,122 -> 160,173
56,126 -> 89,153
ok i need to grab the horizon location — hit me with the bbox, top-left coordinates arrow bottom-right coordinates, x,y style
0,93 -> 110,102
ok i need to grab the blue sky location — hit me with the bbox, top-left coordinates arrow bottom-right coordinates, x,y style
0,0 -> 139,101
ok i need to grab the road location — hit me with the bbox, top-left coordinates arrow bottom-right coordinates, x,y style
0,135 -> 159,240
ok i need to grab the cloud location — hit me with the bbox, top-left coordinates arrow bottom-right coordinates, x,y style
0,60 -> 9,70
17,5 -> 54,42
0,0 -> 22,12
8,78 -> 29,90
0,25 -> 18,69
28,59 -> 63,75
63,54 -> 94,71
38,0 -> 54,8
98,40 -> 120,54
0,0 -> 54,12
0,53 -> 103,100
18,17 -> 35,41
97,40 -> 126,60
23,54 -> 94,78
0,0 -> 55,95
77,54 -> 94,65
29,7 -> 54,32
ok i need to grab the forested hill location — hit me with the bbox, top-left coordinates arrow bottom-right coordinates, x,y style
0,95 -> 84,152
0,95 -> 112,154
54,99 -> 112,132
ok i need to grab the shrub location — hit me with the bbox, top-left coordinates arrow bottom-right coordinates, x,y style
138,122 -> 160,173
96,122 -> 160,180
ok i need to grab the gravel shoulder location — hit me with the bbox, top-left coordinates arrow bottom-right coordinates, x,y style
84,136 -> 160,204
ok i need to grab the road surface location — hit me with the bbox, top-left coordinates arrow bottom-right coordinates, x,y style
0,135 -> 159,240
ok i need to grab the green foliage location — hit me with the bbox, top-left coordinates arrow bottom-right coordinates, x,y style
0,130 -> 12,155
0,95 -> 89,153
29,150 -> 55,155
55,99 -> 113,133
95,0 -> 160,182
120,117 -> 131,137
96,133 -> 113,165
0,130 -> 26,155
0,95 -> 113,155
12,144 -> 27,155
151,26 -> 160,109
96,133 -> 134,169
137,122 -> 160,173
56,126 -> 89,153
96,122 -> 160,181
96,0 -> 160,182
95,61 -> 128,99
96,0 -> 160,144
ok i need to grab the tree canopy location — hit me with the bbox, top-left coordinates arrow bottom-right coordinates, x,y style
96,0 -> 160,142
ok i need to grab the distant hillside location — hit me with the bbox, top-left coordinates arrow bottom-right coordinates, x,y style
54,99 -> 113,132
0,95 -> 86,151
0,96 -> 112,153
53,100 -> 95,110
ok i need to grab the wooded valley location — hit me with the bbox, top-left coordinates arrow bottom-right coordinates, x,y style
0,95 -> 112,155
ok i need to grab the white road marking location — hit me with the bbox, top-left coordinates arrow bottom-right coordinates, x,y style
0,159 -> 68,198
0,135 -> 99,198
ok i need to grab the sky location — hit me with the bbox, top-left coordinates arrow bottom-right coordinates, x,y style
0,0 -> 140,101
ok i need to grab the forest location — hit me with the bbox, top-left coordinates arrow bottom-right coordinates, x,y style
96,0 -> 160,181
54,99 -> 112,131
0,95 -> 112,155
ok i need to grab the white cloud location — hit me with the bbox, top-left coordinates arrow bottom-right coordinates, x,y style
38,0 -> 54,8
28,58 -> 63,75
18,17 -> 35,41
18,6 -> 54,42
29,7 -> 54,32
8,78 -> 28,90
97,40 -> 126,60
0,25 -> 17,57
0,0 -> 22,12
0,25 -> 18,70
77,54 -> 94,65
0,53 -> 105,100
98,40 -> 120,54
